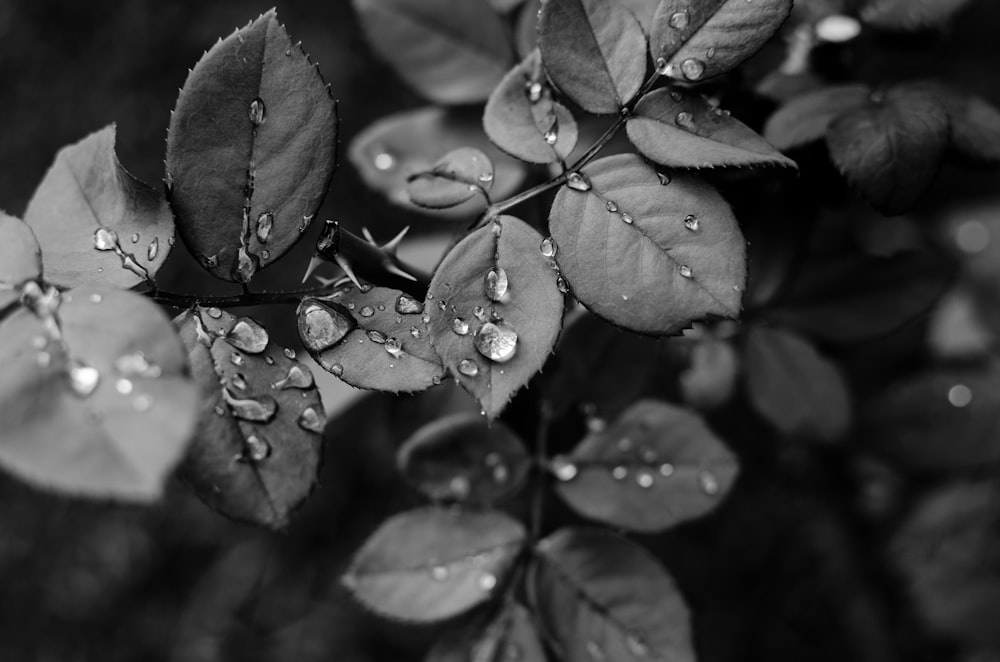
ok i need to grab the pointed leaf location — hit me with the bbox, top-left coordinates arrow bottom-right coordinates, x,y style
650,0 -> 793,83
0,287 -> 198,500
916,83 -> 1000,165
176,306 -> 324,528
24,125 -> 174,289
532,528 -> 695,662
860,0 -> 974,31
297,285 -> 445,393
429,602 -> 545,662
344,507 -> 526,622
484,50 -> 580,165
398,412 -> 530,505
350,107 -> 526,219
408,148 -> 495,210
166,10 -> 337,282
826,84 -> 949,215
552,400 -> 738,532
538,0 -> 647,114
627,88 -> 796,169
744,325 -> 851,443
0,213 -> 42,312
353,0 -> 514,104
763,84 -> 872,151
427,217 -> 564,419
550,154 -> 745,334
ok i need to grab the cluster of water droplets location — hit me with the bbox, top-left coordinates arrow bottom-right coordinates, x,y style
92,227 -> 152,281
424,547 -> 504,596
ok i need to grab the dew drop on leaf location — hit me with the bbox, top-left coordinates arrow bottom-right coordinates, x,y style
273,365 -> 315,390
458,359 -> 480,377
230,352 -> 245,367
674,111 -> 697,132
680,58 -> 705,81
525,81 -> 543,103
245,435 -> 271,462
298,406 -> 326,433
395,293 -> 424,315
331,363 -> 344,377
385,336 -> 404,358
668,10 -> 689,29
484,268 -> 510,302
300,302 -> 355,352
452,318 -> 470,336
543,129 -> 558,145
227,318 -> 269,354
131,232 -> 140,244
551,455 -> 579,482
474,321 -> 518,363
657,171 -> 672,186
659,462 -> 675,477
282,347 -> 296,360
636,470 -> 655,489
684,214 -> 699,231
655,57 -> 669,75
248,97 -> 266,126
256,212 -> 274,243
68,362 -> 101,397
93,227 -> 119,251
566,172 -> 592,192
359,305 -> 375,318
230,373 -> 248,390
540,237 -> 557,257
557,276 -> 570,294
203,254 -> 219,269
612,465 -> 628,480
620,212 -> 634,224
116,378 -> 133,395
207,307 -> 223,319
698,470 -> 720,495
147,237 -> 159,261
679,265 -> 693,279
222,388 -> 277,423
477,573 -> 497,592
473,305 -> 488,321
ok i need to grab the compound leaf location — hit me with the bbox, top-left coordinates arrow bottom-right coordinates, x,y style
166,10 -> 337,283
650,0 -> 793,83
176,306 -> 325,529
550,154 -> 745,335
24,125 -> 174,289
552,400 -> 739,532
538,0 -> 647,114
627,88 -> 796,169
763,84 -> 872,151
353,0 -> 514,104
297,285 -> 445,393
398,412 -> 531,505
428,601 -> 545,662
532,527 -> 695,662
408,147 -> 495,210
427,217 -> 563,419
344,507 -> 526,622
0,213 -> 42,312
0,287 -> 198,500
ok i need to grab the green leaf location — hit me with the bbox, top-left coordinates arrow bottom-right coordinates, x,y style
354,0 -> 514,104
176,306 -> 325,529
343,507 -> 526,622
538,0 -> 647,114
23,125 -> 174,289
552,400 -> 738,532
826,85 -> 949,215
484,50 -> 580,165
408,148 -> 495,210
532,528 -> 695,662
398,412 -> 531,505
0,287 -> 198,500
626,88 -> 796,169
650,0 -> 793,83
0,213 -> 42,312
350,107 -> 527,219
550,154 -> 745,334
427,217 -> 564,419
297,285 -> 445,393
763,84 -> 872,151
744,325 -> 851,443
428,601 -> 545,662
863,364 -> 1000,472
165,10 -> 337,283
860,0 -> 974,31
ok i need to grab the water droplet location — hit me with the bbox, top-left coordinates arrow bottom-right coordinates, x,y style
373,151 -> 395,171
248,97 -> 266,125
67,362 -> 101,397
621,212 -> 634,224
298,406 -> 326,433
421,313 -> 431,324
680,58 -> 705,81
636,470 -> 655,489
93,227 -> 119,251
658,172 -> 672,186
207,307 -> 223,319
525,81 -> 543,103
602,201 -> 618,214
452,318 -> 470,335
274,365 -> 315,390
625,635 -> 649,657
115,378 -> 133,395
478,171 -> 494,184
675,111 -> 697,131
587,416 -> 606,433
557,276 -> 570,294
654,57 -> 669,74
364,329 -> 386,345
331,363 -> 344,377
684,214 -> 699,231
659,463 -> 675,477
566,172 -> 592,192
816,14 -> 861,42
449,475 -> 471,498
245,435 -> 271,461
611,466 -> 628,481
395,293 -> 424,315
493,464 -> 509,483
231,352 -> 245,367
478,573 -> 497,592
299,301 -> 355,352
223,387 -> 277,422
347,302 -> 356,310
282,347 -> 296,360
484,268 -> 510,302
948,384 -> 973,407
474,321 -> 518,363
430,565 -> 450,581
409,326 -> 421,339
88,293 -> 102,304
385,337 -> 404,358
699,470 -> 720,495
227,318 -> 269,354
133,394 -> 153,411
551,455 -> 578,482
437,300 -> 447,311
540,237 -> 557,257
359,305 -> 375,318
543,129 -> 558,145
679,265 -> 693,279
256,212 -> 274,243
706,46 -> 716,59
458,359 -> 479,377
668,10 -> 689,29
230,373 -> 248,390
130,232 -> 140,244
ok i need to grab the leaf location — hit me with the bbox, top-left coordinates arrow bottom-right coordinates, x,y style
430,601 -> 545,662
763,84 -> 872,151
916,83 -> 1000,165
549,154 -> 745,335
515,0 -> 542,58
679,335 -> 739,410
649,0 -> 793,83
397,412 -> 531,505
767,249 -> 952,343
350,107 -> 527,219
176,306 -> 325,528
531,528 -> 695,662
0,286 -> 198,500
427,216 -> 563,419
23,125 -> 174,289
484,50 -> 580,165
343,507 -> 526,622
862,364 -> 1000,472
743,325 -> 851,443
860,0 -> 974,31
0,213 -> 42,312
353,0 -> 514,104
626,88 -> 796,169
538,0 -> 647,114
408,148 -> 495,210
620,0 -> 661,31
165,10 -> 337,283
297,285 -> 445,393
826,85 -> 949,215
552,400 -> 738,531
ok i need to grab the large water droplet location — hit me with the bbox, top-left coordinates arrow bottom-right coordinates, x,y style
256,212 -> 274,243
230,373 -> 248,390
274,365 -> 314,390
231,353 -> 245,367
249,97 -> 266,126
680,58 -> 705,81
458,359 -> 479,377
299,301 -> 355,352
698,470 -> 720,495
69,362 -> 100,397
283,347 -> 296,360
385,337 -> 404,358
621,212 -> 634,225
654,57 -> 669,74
474,321 -> 518,363
525,81 -> 543,103
636,470 -> 655,489
330,363 -> 344,377
657,172 -> 672,186
359,305 -> 375,318
227,318 -> 269,354
223,388 -> 277,422
540,237 -> 557,257
395,293 -> 424,315
684,214 -> 699,231
245,435 -> 271,461
675,111 -> 697,131
543,128 -> 558,145
551,455 -> 578,482
478,573 -> 497,592
679,265 -> 693,279
131,232 -> 140,244
147,237 -> 159,261
668,10 -> 689,29
298,406 -> 325,433
452,318 -> 470,336
93,227 -> 119,251
484,268 -> 510,302
566,172 -> 592,192
366,329 -> 387,344
373,150 -> 395,171
207,307 -> 223,319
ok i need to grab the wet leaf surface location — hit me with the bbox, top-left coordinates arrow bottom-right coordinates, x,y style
408,147 -> 495,210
